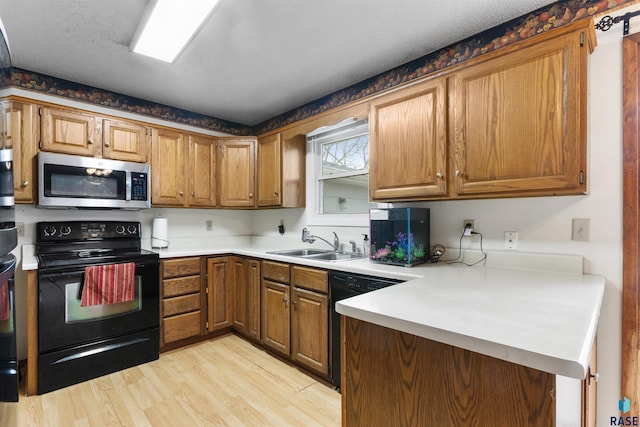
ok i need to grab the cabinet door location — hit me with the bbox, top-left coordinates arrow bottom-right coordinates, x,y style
449,30 -> 588,197
103,119 -> 148,162
291,287 -> 329,375
188,134 -> 217,207
151,128 -> 187,206
257,133 -> 281,207
246,259 -> 261,341
40,107 -> 100,157
6,101 -> 37,202
261,279 -> 290,356
218,138 -> 256,207
207,257 -> 233,331
232,257 -> 248,334
369,78 -> 447,200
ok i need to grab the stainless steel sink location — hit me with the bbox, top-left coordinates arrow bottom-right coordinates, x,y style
306,252 -> 366,261
266,248 -> 366,262
267,248 -> 334,257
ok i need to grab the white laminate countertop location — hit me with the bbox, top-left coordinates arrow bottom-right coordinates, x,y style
21,238 -> 604,380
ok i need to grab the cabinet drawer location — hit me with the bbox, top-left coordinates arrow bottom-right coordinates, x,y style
263,261 -> 290,283
163,275 -> 201,298
163,293 -> 201,317
163,311 -> 201,343
162,257 -> 201,279
291,266 -> 328,293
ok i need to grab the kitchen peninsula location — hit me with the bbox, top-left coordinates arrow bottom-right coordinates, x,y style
336,262 -> 604,426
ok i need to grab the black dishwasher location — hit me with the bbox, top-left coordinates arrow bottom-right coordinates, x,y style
330,271 -> 402,390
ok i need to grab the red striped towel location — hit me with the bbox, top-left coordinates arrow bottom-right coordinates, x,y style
0,270 -> 8,321
80,262 -> 136,307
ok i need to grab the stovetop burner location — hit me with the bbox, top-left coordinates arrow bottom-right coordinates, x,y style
35,221 -> 153,269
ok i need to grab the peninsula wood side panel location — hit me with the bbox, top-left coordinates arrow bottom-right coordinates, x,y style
342,317 -> 555,427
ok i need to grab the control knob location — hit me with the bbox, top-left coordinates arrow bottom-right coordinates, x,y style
115,225 -> 125,234
60,226 -> 72,236
43,226 -> 56,237
127,225 -> 138,235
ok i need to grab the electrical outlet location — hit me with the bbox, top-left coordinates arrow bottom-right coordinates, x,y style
463,219 -> 475,235
16,222 -> 24,237
205,220 -> 213,231
504,231 -> 518,250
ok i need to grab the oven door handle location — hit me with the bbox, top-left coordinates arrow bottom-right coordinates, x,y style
52,336 -> 150,365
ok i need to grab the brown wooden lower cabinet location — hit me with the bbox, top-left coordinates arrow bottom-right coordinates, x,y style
160,257 -> 205,349
232,257 -> 261,341
341,316 -> 555,427
261,262 -> 330,377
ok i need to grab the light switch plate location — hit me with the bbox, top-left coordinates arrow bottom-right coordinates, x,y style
572,218 -> 590,242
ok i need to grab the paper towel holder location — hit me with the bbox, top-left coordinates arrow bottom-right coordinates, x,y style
151,217 -> 169,248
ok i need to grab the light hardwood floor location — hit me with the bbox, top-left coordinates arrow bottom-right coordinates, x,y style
0,334 -> 341,426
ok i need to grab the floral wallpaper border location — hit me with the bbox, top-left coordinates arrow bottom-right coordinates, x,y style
4,0 -> 631,136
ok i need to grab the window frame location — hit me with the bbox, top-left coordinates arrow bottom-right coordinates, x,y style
305,118 -> 387,226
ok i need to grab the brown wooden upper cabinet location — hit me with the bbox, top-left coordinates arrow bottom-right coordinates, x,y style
102,119 -> 149,163
40,106 -> 149,162
3,100 -> 38,203
368,20 -> 594,202
151,128 -> 188,206
369,78 -> 447,201
218,137 -> 256,208
257,132 -> 305,208
257,133 -> 282,207
151,129 -> 217,208
449,24 -> 593,198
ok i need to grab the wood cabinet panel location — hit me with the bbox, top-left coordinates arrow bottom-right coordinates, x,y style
162,294 -> 201,317
369,78 -> 447,200
151,128 -> 187,206
246,259 -> 261,341
207,257 -> 233,331
291,266 -> 328,293
162,276 -> 201,298
262,261 -> 290,283
342,317 -> 554,426
188,134 -> 217,207
162,257 -> 201,279
163,311 -> 202,344
232,258 -> 248,333
5,101 -> 37,202
40,107 -> 100,157
261,279 -> 290,356
291,287 -> 328,375
449,28 -> 589,197
102,119 -> 148,162
218,138 -> 256,207
257,133 -> 281,206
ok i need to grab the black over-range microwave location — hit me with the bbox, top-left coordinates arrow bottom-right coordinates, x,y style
38,152 -> 150,209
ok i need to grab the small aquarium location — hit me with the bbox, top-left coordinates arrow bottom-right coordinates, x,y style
369,208 -> 430,267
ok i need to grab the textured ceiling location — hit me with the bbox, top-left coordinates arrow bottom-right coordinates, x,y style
0,0 -> 559,126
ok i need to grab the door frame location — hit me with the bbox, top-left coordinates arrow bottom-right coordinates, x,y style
622,33 -> 640,414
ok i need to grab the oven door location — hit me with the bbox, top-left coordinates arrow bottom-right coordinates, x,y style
0,254 -> 17,401
38,254 -> 159,354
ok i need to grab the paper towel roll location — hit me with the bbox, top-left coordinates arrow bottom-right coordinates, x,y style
151,218 -> 169,248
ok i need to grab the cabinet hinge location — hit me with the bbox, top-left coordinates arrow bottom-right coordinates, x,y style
580,32 -> 585,47
206,321 -> 209,331
38,107 -> 44,116
579,170 -> 585,185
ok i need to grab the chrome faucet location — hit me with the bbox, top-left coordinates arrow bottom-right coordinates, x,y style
302,227 -> 340,251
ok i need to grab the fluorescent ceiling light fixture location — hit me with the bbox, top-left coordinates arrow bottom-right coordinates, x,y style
131,0 -> 219,63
